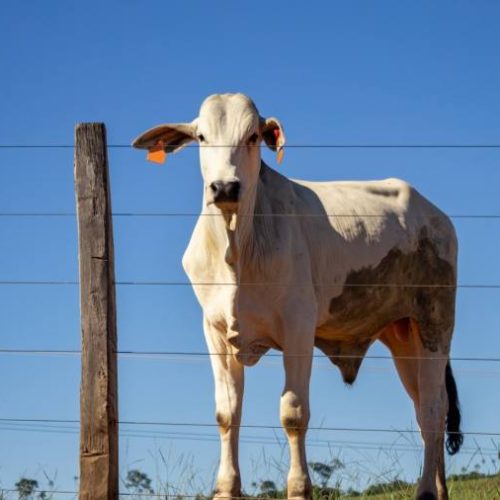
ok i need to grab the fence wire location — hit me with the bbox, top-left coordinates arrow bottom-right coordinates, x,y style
1,212 -> 500,219
1,280 -> 499,289
0,348 -> 499,363
2,143 -> 500,148
0,417 -> 498,437
1,421 -> 498,456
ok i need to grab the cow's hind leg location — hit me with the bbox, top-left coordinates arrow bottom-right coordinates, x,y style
380,319 -> 454,500
281,328 -> 314,500
416,342 -> 449,500
204,319 -> 244,499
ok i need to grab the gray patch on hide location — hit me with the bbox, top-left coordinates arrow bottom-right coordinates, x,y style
318,228 -> 456,377
366,186 -> 400,197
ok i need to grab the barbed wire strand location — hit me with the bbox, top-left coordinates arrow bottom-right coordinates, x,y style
0,417 -> 497,436
0,424 -> 498,456
0,348 -> 499,363
0,423 -> 433,446
0,280 -> 498,288
117,282 -> 500,289
0,423 -> 422,453
1,212 -> 500,219
2,143 -> 500,149
3,350 -> 500,380
0,423 -> 424,448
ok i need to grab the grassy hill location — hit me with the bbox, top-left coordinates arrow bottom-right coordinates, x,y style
251,472 -> 500,499
2,468 -> 499,499
340,473 -> 500,499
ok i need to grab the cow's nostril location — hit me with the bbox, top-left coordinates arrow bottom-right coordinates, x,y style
211,181 -> 240,203
210,181 -> 224,197
225,181 -> 240,201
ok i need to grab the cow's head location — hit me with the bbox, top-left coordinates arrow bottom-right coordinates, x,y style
132,93 -> 285,214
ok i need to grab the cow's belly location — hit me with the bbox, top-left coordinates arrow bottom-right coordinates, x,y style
316,281 -> 408,342
313,275 -> 411,385
312,231 -> 457,383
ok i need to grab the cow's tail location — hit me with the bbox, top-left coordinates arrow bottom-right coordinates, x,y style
445,361 -> 463,455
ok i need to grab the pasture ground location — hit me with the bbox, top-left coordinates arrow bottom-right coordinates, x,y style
340,473 -> 500,499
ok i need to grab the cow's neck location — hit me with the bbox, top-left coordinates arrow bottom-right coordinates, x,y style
225,182 -> 258,269
200,162 -> 280,334
204,162 -> 273,278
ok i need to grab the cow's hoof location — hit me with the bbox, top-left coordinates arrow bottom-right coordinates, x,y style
213,490 -> 242,500
213,477 -> 242,500
417,492 -> 437,500
287,474 -> 312,500
437,488 -> 449,500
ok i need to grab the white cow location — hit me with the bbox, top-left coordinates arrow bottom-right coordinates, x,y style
133,93 -> 463,500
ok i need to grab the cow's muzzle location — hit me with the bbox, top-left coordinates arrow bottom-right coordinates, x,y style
210,181 -> 240,205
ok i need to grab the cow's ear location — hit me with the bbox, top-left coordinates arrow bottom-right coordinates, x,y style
260,117 -> 285,151
260,117 -> 286,164
132,121 -> 197,153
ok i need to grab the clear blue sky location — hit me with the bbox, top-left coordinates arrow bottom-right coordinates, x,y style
1,1 -> 500,495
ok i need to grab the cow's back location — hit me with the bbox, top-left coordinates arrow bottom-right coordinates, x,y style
289,176 -> 453,284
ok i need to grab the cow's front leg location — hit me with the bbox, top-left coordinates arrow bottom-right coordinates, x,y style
281,331 -> 314,500
204,319 -> 244,499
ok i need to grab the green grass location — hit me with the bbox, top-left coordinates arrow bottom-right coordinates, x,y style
3,450 -> 499,499
248,473 -> 500,499
340,473 -> 500,499
2,473 -> 499,499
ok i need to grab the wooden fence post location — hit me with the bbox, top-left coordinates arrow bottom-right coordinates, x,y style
74,123 -> 118,500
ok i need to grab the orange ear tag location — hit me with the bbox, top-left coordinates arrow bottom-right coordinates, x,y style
277,148 -> 284,164
273,129 -> 284,164
147,141 -> 166,164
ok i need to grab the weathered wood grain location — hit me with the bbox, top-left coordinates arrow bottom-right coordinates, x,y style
74,123 -> 118,500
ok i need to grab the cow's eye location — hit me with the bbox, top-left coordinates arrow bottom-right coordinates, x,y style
248,133 -> 259,145
197,134 -> 205,143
